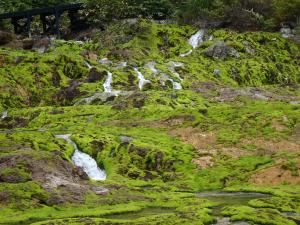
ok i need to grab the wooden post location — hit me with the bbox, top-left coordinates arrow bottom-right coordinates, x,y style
26,12 -> 32,37
54,7 -> 60,36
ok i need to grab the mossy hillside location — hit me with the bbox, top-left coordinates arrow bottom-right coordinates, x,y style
1,20 -> 299,111
222,205 -> 297,225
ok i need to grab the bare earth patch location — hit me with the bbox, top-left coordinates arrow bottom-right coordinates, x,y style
192,156 -> 214,169
169,127 -> 216,150
250,164 -> 300,185
239,138 -> 300,154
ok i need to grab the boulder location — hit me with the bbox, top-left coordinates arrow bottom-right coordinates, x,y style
0,30 -> 14,45
205,41 -> 240,59
86,68 -> 106,83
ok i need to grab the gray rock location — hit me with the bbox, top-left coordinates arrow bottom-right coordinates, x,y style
205,41 -> 240,59
119,136 -> 133,143
213,69 -> 221,76
0,30 -> 14,45
92,186 -> 109,195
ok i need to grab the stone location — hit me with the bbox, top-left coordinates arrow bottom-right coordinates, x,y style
0,30 -> 14,45
119,136 -> 133,143
205,41 -> 240,59
213,69 -> 221,76
87,68 -> 106,83
92,186 -> 109,195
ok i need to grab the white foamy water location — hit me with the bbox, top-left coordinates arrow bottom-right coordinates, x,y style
116,61 -> 127,69
1,110 -> 8,119
172,81 -> 182,90
189,29 -> 205,49
99,58 -> 112,65
146,61 -> 159,74
180,50 -> 193,57
168,61 -> 184,81
84,61 -> 93,70
180,29 -> 205,57
134,68 -> 151,90
103,71 -> 113,93
55,134 -> 106,181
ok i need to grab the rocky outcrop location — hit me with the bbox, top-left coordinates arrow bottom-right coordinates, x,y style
205,41 -> 240,59
0,30 -> 14,45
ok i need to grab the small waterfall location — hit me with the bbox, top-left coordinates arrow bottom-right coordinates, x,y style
189,29 -> 205,49
180,29 -> 205,57
134,68 -> 151,90
116,61 -> 127,69
99,58 -> 112,65
146,61 -> 159,74
84,61 -> 93,70
103,71 -> 113,93
180,50 -> 193,57
168,61 -> 184,81
1,110 -> 8,119
55,134 -> 106,181
172,81 -> 182,90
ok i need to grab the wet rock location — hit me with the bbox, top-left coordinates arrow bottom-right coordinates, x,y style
22,38 -> 35,50
108,49 -> 132,59
0,30 -> 14,45
129,145 -> 149,157
86,68 -> 106,83
213,69 -> 221,76
120,136 -> 133,143
32,38 -> 51,53
81,50 -> 98,61
13,56 -> 25,64
54,80 -> 84,103
205,41 -> 240,59
52,73 -> 61,87
92,186 -> 109,195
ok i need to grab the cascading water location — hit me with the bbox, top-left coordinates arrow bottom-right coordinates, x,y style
134,68 -> 151,90
1,110 -> 8,119
103,71 -> 113,93
146,61 -> 159,74
55,134 -> 106,181
84,61 -> 93,70
180,29 -> 205,57
168,61 -> 184,81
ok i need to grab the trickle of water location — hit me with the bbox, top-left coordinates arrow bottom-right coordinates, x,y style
84,61 -> 93,70
168,61 -> 184,81
134,68 -> 151,90
99,58 -> 112,65
116,61 -> 127,69
172,81 -> 182,90
146,61 -> 159,74
189,29 -> 205,49
180,50 -> 193,57
180,29 -> 205,57
55,134 -> 106,181
103,71 -> 113,93
1,110 -> 8,119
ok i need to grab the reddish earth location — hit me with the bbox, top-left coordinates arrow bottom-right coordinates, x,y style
250,164 -> 300,185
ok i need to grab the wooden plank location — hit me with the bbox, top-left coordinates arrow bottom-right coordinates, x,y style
0,3 -> 83,20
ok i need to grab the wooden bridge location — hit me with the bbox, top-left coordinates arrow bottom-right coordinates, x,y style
0,3 -> 85,36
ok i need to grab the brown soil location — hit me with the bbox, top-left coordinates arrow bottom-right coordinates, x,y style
239,138 -> 300,155
169,127 -> 216,150
250,164 -> 300,185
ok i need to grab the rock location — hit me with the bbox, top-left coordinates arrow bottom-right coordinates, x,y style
213,69 -> 221,76
14,56 -> 25,64
86,68 -> 106,83
32,38 -> 51,53
0,30 -> 14,45
119,136 -> 133,143
92,186 -> 109,195
280,23 -> 294,38
81,50 -> 98,61
22,38 -> 35,50
205,41 -> 240,59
